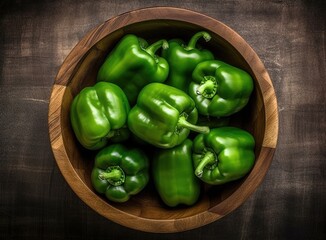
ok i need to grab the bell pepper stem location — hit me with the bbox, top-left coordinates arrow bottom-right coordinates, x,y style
99,166 -> 125,186
100,169 -> 121,181
186,31 -> 211,50
146,39 -> 169,57
178,115 -> 210,134
195,151 -> 216,177
196,76 -> 217,98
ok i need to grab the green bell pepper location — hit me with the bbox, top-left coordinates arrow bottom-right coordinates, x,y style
91,144 -> 149,203
189,60 -> 254,117
193,127 -> 255,185
152,139 -> 200,207
128,83 -> 209,148
97,34 -> 169,104
70,82 -> 130,150
162,31 -> 214,92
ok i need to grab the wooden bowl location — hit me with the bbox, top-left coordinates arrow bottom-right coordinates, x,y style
48,7 -> 278,233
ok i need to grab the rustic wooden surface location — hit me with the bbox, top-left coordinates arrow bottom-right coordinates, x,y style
0,0 -> 325,239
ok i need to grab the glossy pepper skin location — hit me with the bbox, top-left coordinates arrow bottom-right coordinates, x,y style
162,31 -> 214,92
189,60 -> 254,117
128,83 -> 209,149
152,139 -> 200,207
97,34 -> 169,104
91,144 -> 149,203
193,127 -> 255,185
70,82 -> 130,150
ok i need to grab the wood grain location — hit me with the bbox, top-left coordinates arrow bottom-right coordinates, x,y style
1,0 -> 325,239
48,7 -> 278,233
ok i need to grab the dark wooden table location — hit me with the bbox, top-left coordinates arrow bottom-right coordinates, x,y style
1,0 -> 325,239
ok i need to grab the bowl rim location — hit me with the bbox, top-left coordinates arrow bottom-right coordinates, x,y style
48,6 -> 279,233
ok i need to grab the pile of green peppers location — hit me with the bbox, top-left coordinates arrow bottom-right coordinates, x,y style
70,31 -> 256,207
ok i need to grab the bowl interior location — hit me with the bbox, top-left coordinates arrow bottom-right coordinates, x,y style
60,20 -> 265,221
